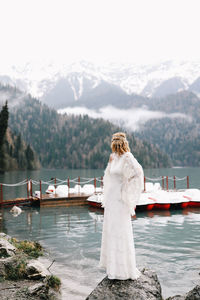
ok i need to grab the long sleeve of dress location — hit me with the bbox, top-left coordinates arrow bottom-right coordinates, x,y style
121,152 -> 144,216
101,161 -> 111,207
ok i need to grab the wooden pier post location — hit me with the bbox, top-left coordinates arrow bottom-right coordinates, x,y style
166,176 -> 169,190
162,176 -> 165,190
94,177 -> 96,193
40,180 -> 42,200
144,176 -> 146,192
173,176 -> 176,190
0,184 -> 3,205
187,176 -> 189,189
68,177 -> 70,197
54,178 -> 57,190
78,177 -> 80,194
27,179 -> 29,199
30,180 -> 33,197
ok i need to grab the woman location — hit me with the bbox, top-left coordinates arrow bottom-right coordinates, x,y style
99,132 -> 144,280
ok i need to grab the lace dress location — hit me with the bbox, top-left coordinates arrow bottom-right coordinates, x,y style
99,151 -> 144,280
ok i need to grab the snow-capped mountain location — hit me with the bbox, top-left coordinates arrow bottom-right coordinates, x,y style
145,77 -> 188,98
189,77 -> 200,97
40,72 -> 102,109
1,60 -> 200,106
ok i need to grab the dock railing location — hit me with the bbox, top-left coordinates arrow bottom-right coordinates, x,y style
0,175 -> 190,204
144,175 -> 189,192
0,176 -> 104,203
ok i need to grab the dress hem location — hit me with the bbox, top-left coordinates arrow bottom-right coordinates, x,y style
99,263 -> 141,281
107,274 -> 141,280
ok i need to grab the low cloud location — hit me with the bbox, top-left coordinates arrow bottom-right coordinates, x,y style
58,105 -> 191,131
0,91 -> 25,108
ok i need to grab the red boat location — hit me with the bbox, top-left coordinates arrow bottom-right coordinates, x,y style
87,188 -> 200,211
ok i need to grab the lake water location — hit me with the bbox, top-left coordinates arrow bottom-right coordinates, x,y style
0,167 -> 200,299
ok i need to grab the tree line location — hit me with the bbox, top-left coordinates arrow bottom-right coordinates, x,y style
136,91 -> 200,166
0,101 -> 39,173
1,83 -> 172,170
8,94 -> 171,169
0,101 -> 9,172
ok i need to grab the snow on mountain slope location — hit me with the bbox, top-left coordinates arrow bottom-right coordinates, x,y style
150,77 -> 188,98
1,60 -> 200,102
189,76 -> 200,97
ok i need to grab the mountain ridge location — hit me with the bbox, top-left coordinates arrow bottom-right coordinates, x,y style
1,60 -> 200,103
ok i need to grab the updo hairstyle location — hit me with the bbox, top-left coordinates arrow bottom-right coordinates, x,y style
111,132 -> 130,155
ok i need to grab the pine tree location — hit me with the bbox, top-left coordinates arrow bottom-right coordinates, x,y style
0,101 -> 9,173
25,144 -> 34,170
0,101 -> 9,145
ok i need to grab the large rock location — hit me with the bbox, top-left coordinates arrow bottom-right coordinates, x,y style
27,282 -> 49,296
27,282 -> 62,300
0,238 -> 17,258
1,255 -> 50,281
86,268 -> 162,300
166,285 -> 200,300
0,233 -> 11,240
26,259 -> 50,279
186,285 -> 200,299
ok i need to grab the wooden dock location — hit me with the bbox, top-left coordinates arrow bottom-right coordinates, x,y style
40,193 -> 89,207
0,193 -> 91,208
0,197 -> 38,207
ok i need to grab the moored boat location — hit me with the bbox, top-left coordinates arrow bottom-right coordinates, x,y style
87,184 -> 200,211
183,189 -> 200,207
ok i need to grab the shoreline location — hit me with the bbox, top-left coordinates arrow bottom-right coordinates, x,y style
0,233 -> 61,300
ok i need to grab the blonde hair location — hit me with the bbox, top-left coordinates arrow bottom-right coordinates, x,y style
111,132 -> 130,155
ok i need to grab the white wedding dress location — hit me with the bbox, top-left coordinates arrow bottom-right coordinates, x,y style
99,151 -> 144,280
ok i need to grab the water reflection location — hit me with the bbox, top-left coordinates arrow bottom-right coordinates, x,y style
0,206 -> 200,299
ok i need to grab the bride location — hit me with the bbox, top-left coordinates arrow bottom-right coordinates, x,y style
99,132 -> 144,280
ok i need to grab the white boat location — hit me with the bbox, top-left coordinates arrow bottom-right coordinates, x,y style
87,182 -> 200,211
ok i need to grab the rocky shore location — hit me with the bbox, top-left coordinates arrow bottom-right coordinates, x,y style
1,232 -> 199,300
0,233 -> 61,300
86,268 -> 200,300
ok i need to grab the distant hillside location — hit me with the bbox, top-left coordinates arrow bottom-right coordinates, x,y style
135,91 -> 200,166
63,89 -> 200,167
1,84 -> 171,169
61,89 -> 200,167
2,83 -> 200,167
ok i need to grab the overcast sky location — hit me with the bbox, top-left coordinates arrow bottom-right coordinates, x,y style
0,0 -> 200,69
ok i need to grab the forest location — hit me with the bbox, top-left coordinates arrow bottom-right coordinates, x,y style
0,99 -> 40,173
9,96 -> 171,169
136,91 -> 200,166
2,83 -> 200,169
0,84 -> 171,170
